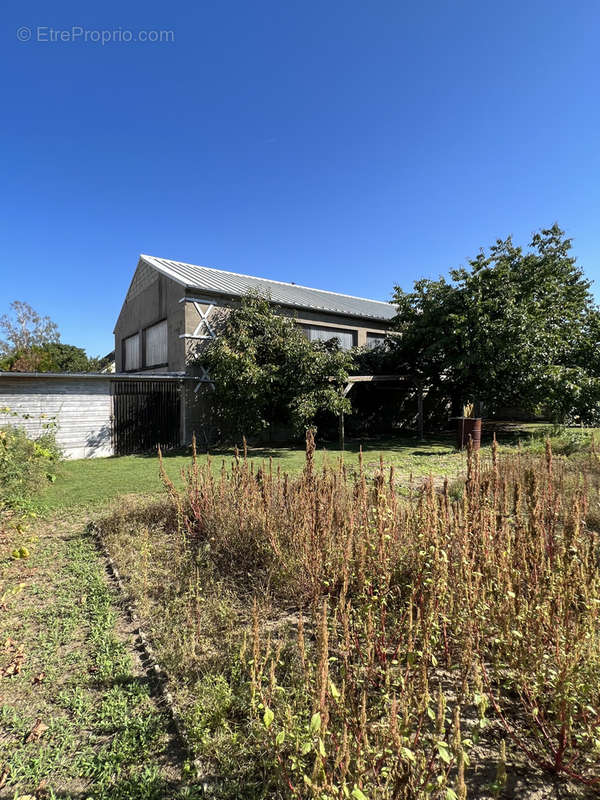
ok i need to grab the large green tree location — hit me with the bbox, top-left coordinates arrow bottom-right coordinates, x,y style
391,224 -> 600,422
200,293 -> 354,439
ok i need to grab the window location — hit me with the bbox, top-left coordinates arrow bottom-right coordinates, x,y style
123,333 -> 140,371
366,333 -> 386,350
145,320 -> 168,367
300,324 -> 357,350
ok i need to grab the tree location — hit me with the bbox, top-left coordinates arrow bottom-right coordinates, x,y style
0,343 -> 101,373
199,293 -> 354,440
0,302 -> 101,373
391,224 -> 600,422
0,301 -> 60,355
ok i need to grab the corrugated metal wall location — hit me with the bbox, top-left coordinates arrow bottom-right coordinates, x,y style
0,377 -> 113,459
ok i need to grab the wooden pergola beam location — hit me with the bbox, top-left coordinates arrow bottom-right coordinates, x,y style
342,374 -> 407,397
346,374 -> 407,383
337,374 -> 412,449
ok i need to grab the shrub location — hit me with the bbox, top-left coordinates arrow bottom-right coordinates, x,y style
527,424 -> 593,455
0,424 -> 60,509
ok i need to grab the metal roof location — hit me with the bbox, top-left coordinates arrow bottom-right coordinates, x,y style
140,254 -> 397,322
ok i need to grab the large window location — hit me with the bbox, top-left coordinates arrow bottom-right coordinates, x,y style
144,320 -> 168,367
123,333 -> 140,371
366,332 -> 386,349
300,324 -> 356,350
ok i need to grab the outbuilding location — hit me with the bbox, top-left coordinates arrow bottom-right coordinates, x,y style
0,372 -> 188,459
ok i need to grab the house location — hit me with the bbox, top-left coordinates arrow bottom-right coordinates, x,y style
114,254 -> 398,440
99,350 -> 116,373
115,255 -> 397,371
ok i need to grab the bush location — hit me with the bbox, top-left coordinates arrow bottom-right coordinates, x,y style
0,424 -> 60,509
527,424 -> 593,455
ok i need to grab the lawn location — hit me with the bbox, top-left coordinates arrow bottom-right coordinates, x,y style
0,511 -> 193,799
39,425 -> 543,510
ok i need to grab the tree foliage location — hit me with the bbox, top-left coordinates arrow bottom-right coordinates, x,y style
200,293 -> 354,439
0,302 -> 100,373
0,342 -> 101,373
391,224 -> 600,422
0,301 -> 60,355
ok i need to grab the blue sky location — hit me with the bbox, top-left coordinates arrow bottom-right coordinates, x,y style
2,0 -> 600,357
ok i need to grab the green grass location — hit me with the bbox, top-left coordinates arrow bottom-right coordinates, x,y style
39,423 -> 573,510
0,514 -> 196,799
39,433 -> 489,510
35,423 -> 600,514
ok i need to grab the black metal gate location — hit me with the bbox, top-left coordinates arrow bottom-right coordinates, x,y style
111,380 -> 181,455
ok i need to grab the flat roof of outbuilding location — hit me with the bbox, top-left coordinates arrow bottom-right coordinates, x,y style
0,372 -> 191,380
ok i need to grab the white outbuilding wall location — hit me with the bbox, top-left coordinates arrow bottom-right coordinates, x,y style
0,375 -> 113,459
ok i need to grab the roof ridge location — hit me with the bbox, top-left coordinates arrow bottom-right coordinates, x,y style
140,254 -> 394,308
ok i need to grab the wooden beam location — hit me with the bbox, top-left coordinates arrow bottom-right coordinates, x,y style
346,374 -> 407,383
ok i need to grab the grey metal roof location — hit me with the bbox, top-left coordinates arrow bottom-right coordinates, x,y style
140,254 -> 397,322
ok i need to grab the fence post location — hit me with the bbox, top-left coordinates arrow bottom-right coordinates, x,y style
417,383 -> 424,441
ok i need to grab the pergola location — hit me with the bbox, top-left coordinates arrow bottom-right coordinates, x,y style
338,374 -> 425,449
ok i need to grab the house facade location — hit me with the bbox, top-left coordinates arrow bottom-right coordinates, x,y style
114,254 -> 397,439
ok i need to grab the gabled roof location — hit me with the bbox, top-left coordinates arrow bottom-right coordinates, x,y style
139,254 -> 397,322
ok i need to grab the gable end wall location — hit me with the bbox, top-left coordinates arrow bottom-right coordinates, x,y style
114,267 -> 185,372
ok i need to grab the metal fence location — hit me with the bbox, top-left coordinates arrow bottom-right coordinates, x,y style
111,379 -> 181,455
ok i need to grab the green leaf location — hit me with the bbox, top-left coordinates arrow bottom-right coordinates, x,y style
437,741 -> 452,764
446,790 -> 458,800
275,730 -> 285,745
310,712 -> 321,734
329,680 -> 340,699
401,746 -> 416,763
351,789 -> 368,800
263,706 -> 274,729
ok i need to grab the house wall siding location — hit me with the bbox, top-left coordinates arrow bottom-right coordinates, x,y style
0,376 -> 113,459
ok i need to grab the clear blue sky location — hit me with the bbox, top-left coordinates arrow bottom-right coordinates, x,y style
2,0 -> 599,357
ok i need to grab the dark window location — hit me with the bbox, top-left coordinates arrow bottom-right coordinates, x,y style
366,333 -> 386,350
299,324 -> 357,350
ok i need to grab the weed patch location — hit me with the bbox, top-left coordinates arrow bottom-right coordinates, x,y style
96,435 -> 600,798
